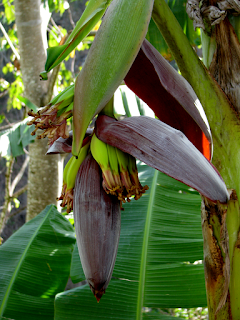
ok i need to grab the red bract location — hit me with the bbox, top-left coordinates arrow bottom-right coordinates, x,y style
74,153 -> 121,302
125,39 -> 212,160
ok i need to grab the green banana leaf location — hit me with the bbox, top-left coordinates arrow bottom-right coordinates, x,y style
136,95 -> 147,116
120,89 -> 132,117
0,205 -> 76,320
63,163 -> 206,319
40,0 -> 111,80
0,117 -> 35,158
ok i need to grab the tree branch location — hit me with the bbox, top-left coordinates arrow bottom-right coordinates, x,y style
9,155 -> 29,196
8,205 -> 27,219
11,184 -> 28,199
0,22 -> 20,60
0,156 -> 14,235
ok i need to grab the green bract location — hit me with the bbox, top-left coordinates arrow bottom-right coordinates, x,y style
72,0 -> 154,156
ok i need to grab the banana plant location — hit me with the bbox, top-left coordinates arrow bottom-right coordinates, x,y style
26,0 -> 240,318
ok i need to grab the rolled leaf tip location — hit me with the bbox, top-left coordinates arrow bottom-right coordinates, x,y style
39,71 -> 48,81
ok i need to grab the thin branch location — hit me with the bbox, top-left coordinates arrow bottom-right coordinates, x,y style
4,116 -> 12,125
88,30 -> 97,37
0,156 -> 14,235
50,17 -> 63,37
68,6 -> 75,29
47,26 -> 60,42
0,122 -> 18,131
11,184 -> 28,200
10,155 -> 29,196
8,205 -> 27,219
0,89 -> 9,98
23,147 -> 29,155
0,22 -> 20,60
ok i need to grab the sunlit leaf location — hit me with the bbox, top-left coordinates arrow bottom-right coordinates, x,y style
0,205 -> 75,320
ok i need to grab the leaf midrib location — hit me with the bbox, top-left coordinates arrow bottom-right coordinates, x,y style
0,205 -> 53,317
136,169 -> 159,320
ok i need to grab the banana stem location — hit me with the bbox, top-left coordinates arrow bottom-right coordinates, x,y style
226,191 -> 240,319
100,96 -> 115,118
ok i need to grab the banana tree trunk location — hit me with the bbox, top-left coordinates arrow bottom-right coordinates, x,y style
201,192 -> 240,319
200,9 -> 240,319
152,1 -> 240,319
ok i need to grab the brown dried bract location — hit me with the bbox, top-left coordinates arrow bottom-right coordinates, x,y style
57,183 -> 74,213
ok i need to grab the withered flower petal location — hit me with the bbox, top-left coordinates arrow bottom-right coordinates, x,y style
73,153 -> 121,302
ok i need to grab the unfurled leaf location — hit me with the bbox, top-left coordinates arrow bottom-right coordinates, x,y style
125,39 -> 212,160
17,96 -> 38,113
0,205 -> 75,320
96,115 -> 229,203
0,118 -> 35,158
40,0 -> 111,79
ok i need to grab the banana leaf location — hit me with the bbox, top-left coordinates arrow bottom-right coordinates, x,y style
0,205 -> 76,320
61,163 -> 206,319
40,0 -> 111,80
0,117 -> 35,158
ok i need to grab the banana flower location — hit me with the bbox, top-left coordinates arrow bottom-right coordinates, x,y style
48,109 -> 229,302
44,37 -> 230,301
28,0 -> 229,302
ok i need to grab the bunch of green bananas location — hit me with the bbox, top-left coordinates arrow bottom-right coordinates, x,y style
28,84 -> 75,144
90,133 -> 148,205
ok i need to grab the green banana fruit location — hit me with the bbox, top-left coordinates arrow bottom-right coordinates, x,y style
115,147 -> 132,193
40,0 -> 111,80
127,154 -> 149,200
59,139 -> 90,213
90,133 -> 110,171
63,155 -> 75,185
107,144 -> 122,187
90,131 -> 148,203
58,155 -> 75,203
66,143 -> 90,191
90,133 -> 116,190
72,0 -> 154,156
